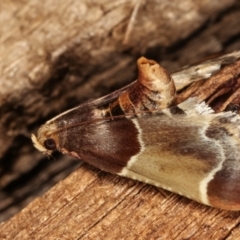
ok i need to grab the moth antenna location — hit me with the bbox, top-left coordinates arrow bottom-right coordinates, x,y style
49,109 -> 156,135
47,153 -> 56,161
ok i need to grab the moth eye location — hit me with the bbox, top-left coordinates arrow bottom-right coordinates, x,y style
43,138 -> 57,150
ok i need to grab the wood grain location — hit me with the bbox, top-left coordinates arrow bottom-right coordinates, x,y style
1,164 -> 240,239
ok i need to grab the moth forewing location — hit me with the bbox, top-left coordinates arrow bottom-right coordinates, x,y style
32,52 -> 240,210
172,50 -> 240,91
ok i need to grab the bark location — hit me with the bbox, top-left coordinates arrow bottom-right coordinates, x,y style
0,0 -> 240,238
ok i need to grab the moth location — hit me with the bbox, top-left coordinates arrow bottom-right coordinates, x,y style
32,51 -> 240,210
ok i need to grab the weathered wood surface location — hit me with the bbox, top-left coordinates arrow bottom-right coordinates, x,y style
1,164 -> 240,239
1,0 -> 240,238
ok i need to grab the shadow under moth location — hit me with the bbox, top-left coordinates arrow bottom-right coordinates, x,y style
32,51 -> 240,211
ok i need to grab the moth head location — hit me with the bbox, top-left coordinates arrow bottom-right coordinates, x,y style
31,122 -> 59,155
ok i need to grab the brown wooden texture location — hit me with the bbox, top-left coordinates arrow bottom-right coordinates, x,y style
1,164 -> 240,239
1,0 -> 240,238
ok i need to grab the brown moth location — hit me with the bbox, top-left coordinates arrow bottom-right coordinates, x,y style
32,51 -> 240,210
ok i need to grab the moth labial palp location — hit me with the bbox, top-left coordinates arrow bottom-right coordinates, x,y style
32,51 -> 240,211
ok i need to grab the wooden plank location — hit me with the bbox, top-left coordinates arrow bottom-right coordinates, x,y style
1,164 -> 240,239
